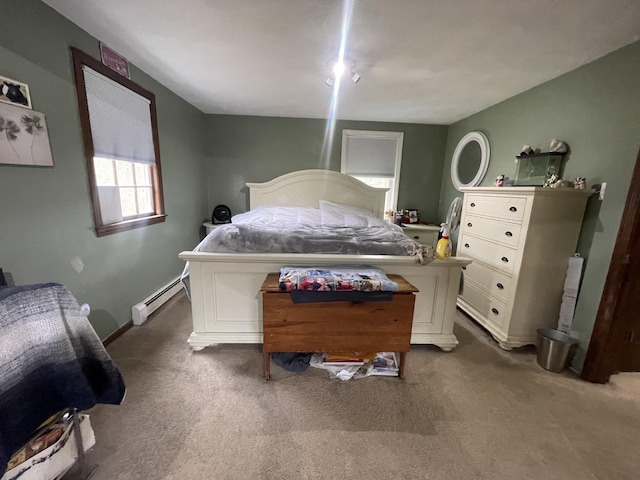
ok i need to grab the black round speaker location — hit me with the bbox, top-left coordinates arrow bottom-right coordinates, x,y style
212,204 -> 231,224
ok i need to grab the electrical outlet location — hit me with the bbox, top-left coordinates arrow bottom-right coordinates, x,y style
599,182 -> 607,200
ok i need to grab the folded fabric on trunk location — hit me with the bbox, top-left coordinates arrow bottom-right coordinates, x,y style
278,267 -> 398,292
289,291 -> 393,303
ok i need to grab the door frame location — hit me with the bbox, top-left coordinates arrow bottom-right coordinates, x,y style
582,148 -> 640,383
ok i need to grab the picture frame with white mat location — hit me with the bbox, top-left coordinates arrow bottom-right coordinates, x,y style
0,101 -> 53,167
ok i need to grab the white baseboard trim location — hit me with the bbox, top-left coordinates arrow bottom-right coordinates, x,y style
132,276 -> 182,326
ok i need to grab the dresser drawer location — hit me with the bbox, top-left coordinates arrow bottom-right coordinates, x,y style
462,215 -> 522,248
459,279 -> 508,331
465,194 -> 527,222
402,227 -> 439,248
458,233 -> 517,274
460,256 -> 513,303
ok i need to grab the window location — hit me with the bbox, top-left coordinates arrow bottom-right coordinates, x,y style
340,130 -> 404,213
71,47 -> 165,236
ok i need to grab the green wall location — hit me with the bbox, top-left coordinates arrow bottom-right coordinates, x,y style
205,115 -> 448,223
0,0 -> 209,338
438,41 -> 640,372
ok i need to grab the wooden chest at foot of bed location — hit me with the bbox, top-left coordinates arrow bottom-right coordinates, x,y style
260,273 -> 418,380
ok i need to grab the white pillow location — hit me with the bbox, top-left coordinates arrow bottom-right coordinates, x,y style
318,200 -> 376,218
232,206 -> 322,225
320,209 -> 388,228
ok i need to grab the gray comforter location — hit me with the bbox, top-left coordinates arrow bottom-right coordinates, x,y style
196,222 -> 428,258
180,218 -> 434,296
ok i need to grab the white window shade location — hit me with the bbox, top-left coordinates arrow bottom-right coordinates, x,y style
83,65 -> 155,165
343,136 -> 398,177
97,185 -> 123,224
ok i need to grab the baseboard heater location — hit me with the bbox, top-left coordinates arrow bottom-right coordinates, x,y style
131,277 -> 182,326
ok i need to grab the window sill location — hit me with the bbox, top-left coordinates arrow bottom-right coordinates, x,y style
95,214 -> 167,237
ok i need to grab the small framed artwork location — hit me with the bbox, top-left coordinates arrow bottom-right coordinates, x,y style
0,102 -> 53,166
0,75 -> 32,109
100,43 -> 131,79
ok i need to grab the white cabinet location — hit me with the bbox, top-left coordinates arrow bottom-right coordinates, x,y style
203,222 -> 225,235
401,224 -> 440,249
456,187 -> 592,350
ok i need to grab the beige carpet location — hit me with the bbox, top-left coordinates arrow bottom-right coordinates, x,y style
82,292 -> 640,480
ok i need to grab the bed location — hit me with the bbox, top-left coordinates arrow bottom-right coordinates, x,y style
179,169 -> 470,352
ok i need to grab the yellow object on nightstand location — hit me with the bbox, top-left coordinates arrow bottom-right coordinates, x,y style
435,223 -> 452,259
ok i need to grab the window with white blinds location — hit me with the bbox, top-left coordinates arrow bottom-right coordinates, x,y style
72,47 -> 165,237
341,130 -> 404,212
83,65 -> 156,165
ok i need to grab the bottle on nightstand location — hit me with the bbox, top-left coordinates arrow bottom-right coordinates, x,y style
435,223 -> 452,259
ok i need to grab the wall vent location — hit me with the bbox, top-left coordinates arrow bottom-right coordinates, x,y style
132,277 -> 182,326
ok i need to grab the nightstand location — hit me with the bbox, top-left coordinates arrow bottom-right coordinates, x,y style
203,222 -> 226,235
401,224 -> 440,249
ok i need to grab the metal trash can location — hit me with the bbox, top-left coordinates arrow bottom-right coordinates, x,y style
536,328 -> 579,373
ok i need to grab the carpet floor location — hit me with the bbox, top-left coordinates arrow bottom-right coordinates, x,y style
82,292 -> 640,480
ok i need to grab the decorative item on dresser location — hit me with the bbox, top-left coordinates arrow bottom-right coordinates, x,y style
456,186 -> 594,350
514,151 -> 567,187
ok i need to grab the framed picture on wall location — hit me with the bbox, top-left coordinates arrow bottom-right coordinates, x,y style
0,75 -> 32,109
0,102 -> 53,166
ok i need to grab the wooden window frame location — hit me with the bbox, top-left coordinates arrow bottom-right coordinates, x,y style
71,47 -> 166,237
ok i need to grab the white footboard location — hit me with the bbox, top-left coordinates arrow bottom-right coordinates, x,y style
179,252 -> 470,352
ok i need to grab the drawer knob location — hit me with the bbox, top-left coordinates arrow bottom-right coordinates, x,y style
467,222 -> 473,227
491,308 -> 499,315
496,283 -> 504,290
413,235 -> 419,239
509,206 -> 518,212
464,243 -> 470,248
462,266 -> 467,270
470,202 -> 476,207
505,231 -> 513,237
501,257 -> 509,263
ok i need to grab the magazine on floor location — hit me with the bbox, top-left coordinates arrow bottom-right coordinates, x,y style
310,352 -> 399,380
368,352 -> 399,376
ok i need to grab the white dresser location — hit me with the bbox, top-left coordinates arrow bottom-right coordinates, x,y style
456,187 -> 592,350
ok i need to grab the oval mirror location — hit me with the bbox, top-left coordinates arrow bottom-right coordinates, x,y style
451,131 -> 490,190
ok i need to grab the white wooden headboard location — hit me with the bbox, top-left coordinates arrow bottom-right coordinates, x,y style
246,169 -> 388,219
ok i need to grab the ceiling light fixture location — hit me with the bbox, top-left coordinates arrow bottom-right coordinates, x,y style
325,57 -> 360,86
333,61 -> 346,78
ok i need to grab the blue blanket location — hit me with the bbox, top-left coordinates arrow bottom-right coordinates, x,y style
0,283 -> 126,476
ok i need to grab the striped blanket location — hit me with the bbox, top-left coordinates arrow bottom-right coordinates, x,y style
0,283 -> 126,476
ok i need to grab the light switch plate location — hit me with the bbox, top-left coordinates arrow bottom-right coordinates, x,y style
599,182 -> 607,200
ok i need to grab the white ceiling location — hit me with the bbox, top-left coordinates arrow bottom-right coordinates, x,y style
44,0 -> 640,125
